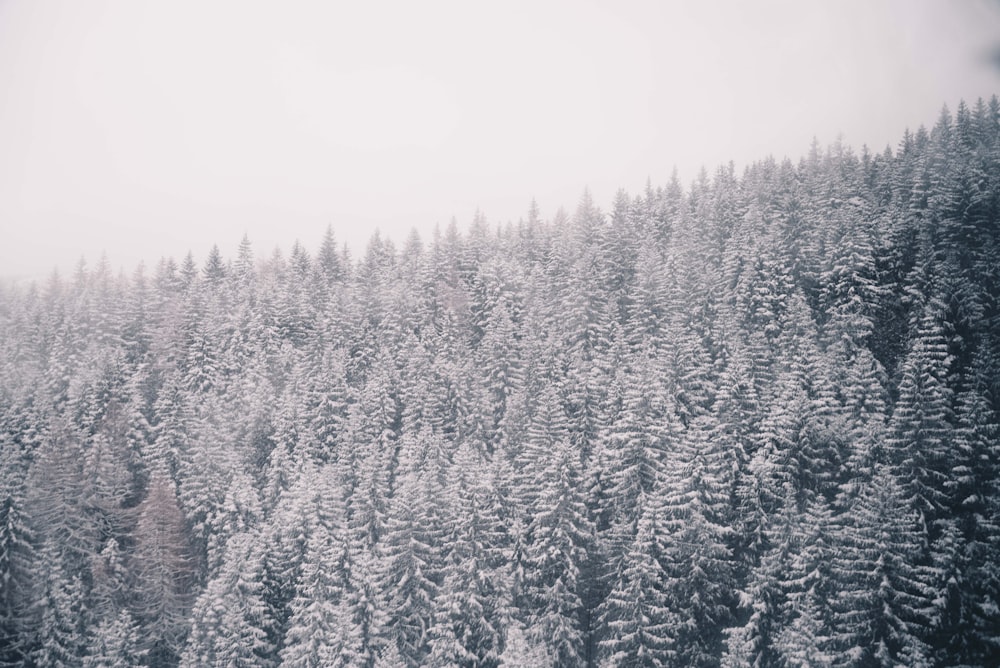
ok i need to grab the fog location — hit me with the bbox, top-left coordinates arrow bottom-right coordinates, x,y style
2,0 -> 999,280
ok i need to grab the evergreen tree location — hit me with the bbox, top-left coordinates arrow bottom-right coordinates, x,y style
597,494 -> 675,667
522,438 -> 595,667
829,466 -> 935,667
181,530 -> 274,667
0,446 -> 34,666
427,444 -> 504,668
84,610 -> 145,668
661,415 -> 736,667
278,466 -> 348,668
886,298 -> 955,534
133,475 -> 193,665
378,429 -> 447,666
28,550 -> 85,668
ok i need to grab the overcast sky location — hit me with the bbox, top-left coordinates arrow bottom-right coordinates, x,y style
2,0 -> 1000,281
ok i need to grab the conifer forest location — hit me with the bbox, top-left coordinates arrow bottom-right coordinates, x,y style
4,98 -> 1000,667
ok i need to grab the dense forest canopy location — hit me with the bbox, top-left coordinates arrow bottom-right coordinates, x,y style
2,97 -> 1000,667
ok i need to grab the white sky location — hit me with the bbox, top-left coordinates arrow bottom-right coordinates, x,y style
2,0 -> 1000,280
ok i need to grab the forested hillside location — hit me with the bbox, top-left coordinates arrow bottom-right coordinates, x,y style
2,98 -> 1000,667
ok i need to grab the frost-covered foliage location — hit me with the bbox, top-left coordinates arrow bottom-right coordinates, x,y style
2,97 -> 1000,666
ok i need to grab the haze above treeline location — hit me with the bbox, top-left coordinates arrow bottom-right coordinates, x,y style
2,0 -> 1000,281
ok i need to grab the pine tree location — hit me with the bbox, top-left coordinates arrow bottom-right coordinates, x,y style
83,610 -> 145,668
522,438 -> 595,667
829,466 -> 935,667
886,298 -> 955,534
181,530 -> 274,667
24,421 -> 96,573
596,351 -> 674,533
281,461 -> 389,668
133,475 -> 194,666
378,429 -> 446,666
0,446 -> 35,666
278,531 -> 343,667
929,367 -> 1000,664
328,538 -> 389,668
278,466 -> 348,668
597,494 -> 675,667
773,590 -> 835,668
661,415 -> 736,667
203,244 -> 226,286
427,444 -> 504,668
315,225 -> 343,284
205,470 -> 263,575
28,546 -> 85,668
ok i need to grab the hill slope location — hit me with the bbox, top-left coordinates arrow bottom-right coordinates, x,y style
2,97 -> 1000,667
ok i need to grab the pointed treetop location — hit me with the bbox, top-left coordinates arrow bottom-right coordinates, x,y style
236,234 -> 254,279
527,198 -> 541,226
203,244 -> 225,283
317,224 -> 341,280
